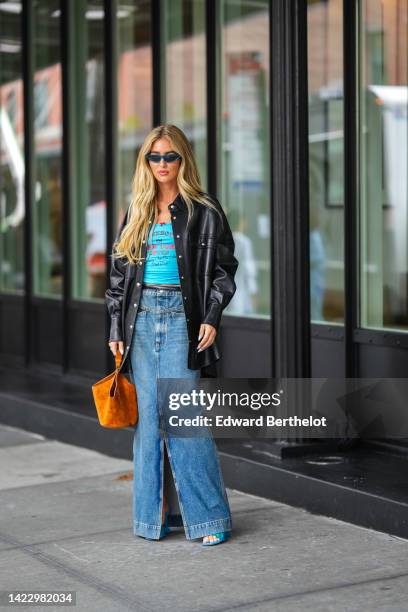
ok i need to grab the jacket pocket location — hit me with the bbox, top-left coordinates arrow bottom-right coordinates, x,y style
192,233 -> 217,249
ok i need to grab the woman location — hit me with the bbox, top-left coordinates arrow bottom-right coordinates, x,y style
105,124 -> 239,546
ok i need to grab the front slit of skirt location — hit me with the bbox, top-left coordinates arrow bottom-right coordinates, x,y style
163,437 -> 187,530
163,439 -> 181,518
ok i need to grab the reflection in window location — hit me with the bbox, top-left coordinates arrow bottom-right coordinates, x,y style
219,1 -> 270,318
69,1 -> 106,300
116,2 -> 152,235
307,0 -> 344,323
0,0 -> 24,293
34,80 -> 49,129
32,0 -> 63,297
359,0 -> 408,331
162,0 -> 207,187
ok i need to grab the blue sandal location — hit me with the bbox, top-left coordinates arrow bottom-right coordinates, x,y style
202,531 -> 230,546
159,510 -> 172,538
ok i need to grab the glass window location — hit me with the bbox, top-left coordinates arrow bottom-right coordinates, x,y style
116,2 -> 152,233
359,0 -> 408,331
218,0 -> 270,319
34,80 -> 49,129
69,1 -> 106,300
307,0 -> 344,324
162,0 -> 207,187
32,0 -> 63,297
0,0 -> 24,293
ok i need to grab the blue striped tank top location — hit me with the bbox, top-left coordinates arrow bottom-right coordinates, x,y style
143,222 -> 180,285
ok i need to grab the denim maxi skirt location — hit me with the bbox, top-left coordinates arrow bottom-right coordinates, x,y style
129,286 -> 232,540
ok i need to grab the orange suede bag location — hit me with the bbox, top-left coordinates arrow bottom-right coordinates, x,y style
92,351 -> 138,428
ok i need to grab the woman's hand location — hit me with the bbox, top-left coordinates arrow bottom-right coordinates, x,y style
108,340 -> 124,356
197,323 -> 217,352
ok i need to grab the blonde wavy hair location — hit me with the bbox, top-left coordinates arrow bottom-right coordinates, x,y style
112,124 -> 221,265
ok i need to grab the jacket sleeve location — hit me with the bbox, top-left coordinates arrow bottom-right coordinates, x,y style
201,198 -> 239,331
105,208 -> 130,342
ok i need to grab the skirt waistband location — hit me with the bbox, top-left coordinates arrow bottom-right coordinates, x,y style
142,283 -> 181,292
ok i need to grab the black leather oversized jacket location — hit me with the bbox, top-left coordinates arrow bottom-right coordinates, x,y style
105,193 -> 239,377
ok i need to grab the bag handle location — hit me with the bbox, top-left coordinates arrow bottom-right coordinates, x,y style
114,350 -> 123,370
109,350 -> 123,398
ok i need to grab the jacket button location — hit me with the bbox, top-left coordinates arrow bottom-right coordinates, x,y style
126,345 -> 129,350
138,261 -> 142,265
137,282 -> 141,286
178,254 -> 182,258
173,216 -> 176,219
181,275 -> 184,279
201,242 -> 205,246
170,204 -> 174,208
142,240 -> 146,243
134,303 -> 138,307
184,296 -> 187,300
130,324 -> 133,328
176,234 -> 180,238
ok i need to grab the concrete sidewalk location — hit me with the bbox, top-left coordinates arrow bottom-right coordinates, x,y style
0,424 -> 407,612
